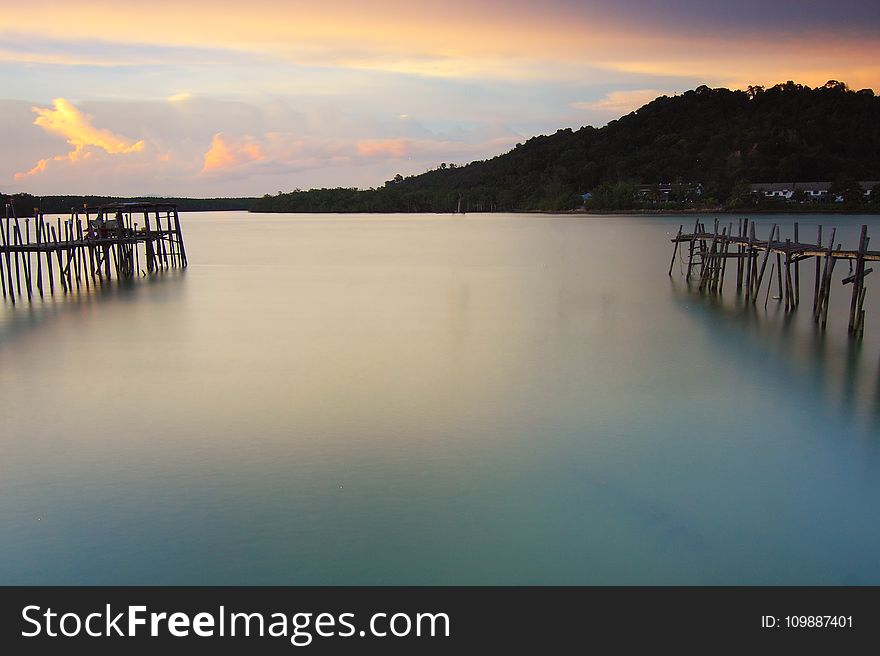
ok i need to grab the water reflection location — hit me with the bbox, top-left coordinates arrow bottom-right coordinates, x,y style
2,212 -> 880,584
0,271 -> 185,347
669,276 -> 880,436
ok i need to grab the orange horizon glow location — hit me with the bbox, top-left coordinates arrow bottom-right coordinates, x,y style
0,2 -> 877,89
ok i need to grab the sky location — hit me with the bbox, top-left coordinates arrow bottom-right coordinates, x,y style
1,0 -> 878,197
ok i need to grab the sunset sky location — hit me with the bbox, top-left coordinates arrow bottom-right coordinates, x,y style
1,0 -> 878,196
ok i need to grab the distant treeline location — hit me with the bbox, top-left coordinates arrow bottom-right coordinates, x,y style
254,80 -> 880,213
0,194 -> 257,217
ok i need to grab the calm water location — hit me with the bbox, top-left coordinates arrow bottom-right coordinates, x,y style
2,211 -> 880,585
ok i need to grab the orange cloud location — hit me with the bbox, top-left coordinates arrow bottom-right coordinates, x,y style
32,98 -> 144,157
15,155 -> 65,180
202,133 -> 265,172
15,98 -> 144,180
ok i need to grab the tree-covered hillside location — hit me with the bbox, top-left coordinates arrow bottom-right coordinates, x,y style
254,81 -> 880,212
0,194 -> 257,217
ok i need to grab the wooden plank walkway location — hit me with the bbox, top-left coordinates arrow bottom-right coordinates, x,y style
668,218 -> 873,336
1,201 -> 187,305
673,232 -> 880,261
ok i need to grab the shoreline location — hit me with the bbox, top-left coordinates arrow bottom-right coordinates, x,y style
553,207 -> 880,216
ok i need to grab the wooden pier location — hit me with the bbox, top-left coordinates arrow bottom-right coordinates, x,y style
1,202 -> 187,305
669,218 -> 875,336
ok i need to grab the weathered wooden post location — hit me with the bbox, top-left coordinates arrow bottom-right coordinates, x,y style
0,212 -> 12,303
50,224 -> 66,292
815,228 -> 834,321
12,209 -> 23,297
23,217 -> 33,300
668,225 -> 683,276
744,222 -> 755,301
822,246 -> 840,330
753,223 -> 776,304
735,219 -> 744,291
44,219 -> 55,295
764,262 -> 775,308
699,222 -> 720,290
813,225 -> 822,314
793,222 -> 800,306
719,222 -> 733,290
174,207 -> 187,267
686,218 -> 699,281
784,238 -> 793,310
848,225 -> 868,334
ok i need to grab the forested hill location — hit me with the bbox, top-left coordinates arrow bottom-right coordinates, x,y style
0,195 -> 256,218
254,81 -> 880,212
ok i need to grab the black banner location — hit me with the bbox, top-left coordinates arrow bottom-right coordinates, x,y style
0,587 -> 875,653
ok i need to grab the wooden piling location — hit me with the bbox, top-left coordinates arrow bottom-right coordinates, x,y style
77,219 -> 90,291
701,218 -> 719,282
854,285 -> 867,336
749,222 -> 759,297
0,231 -> 5,301
158,210 -> 169,268
699,223 -> 720,291
776,250 -> 783,301
50,225 -> 66,292
744,223 -> 754,301
23,218 -> 32,300
785,239 -> 794,310
144,212 -> 156,272
35,216 -> 43,297
65,220 -> 73,290
685,218 -> 699,280
822,247 -> 841,330
12,214 -> 22,297
0,214 -> 13,304
71,220 -> 81,291
793,223 -> 800,306
668,225 -> 682,276
848,225 -> 869,334
719,222 -> 733,291
753,223 -> 776,303
815,228 -> 836,323
735,219 -> 744,291
174,208 -> 187,267
45,221 -> 55,295
764,262 -> 775,309
111,215 -> 122,279
813,225 -> 822,314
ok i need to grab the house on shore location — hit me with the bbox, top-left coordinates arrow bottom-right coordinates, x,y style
749,181 -> 879,202
636,182 -> 703,202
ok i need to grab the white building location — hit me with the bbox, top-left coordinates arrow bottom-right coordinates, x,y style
749,181 -> 878,202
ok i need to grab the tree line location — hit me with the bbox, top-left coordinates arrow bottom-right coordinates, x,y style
0,194 -> 257,217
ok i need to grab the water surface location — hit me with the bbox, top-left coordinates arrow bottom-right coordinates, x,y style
2,212 -> 879,584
